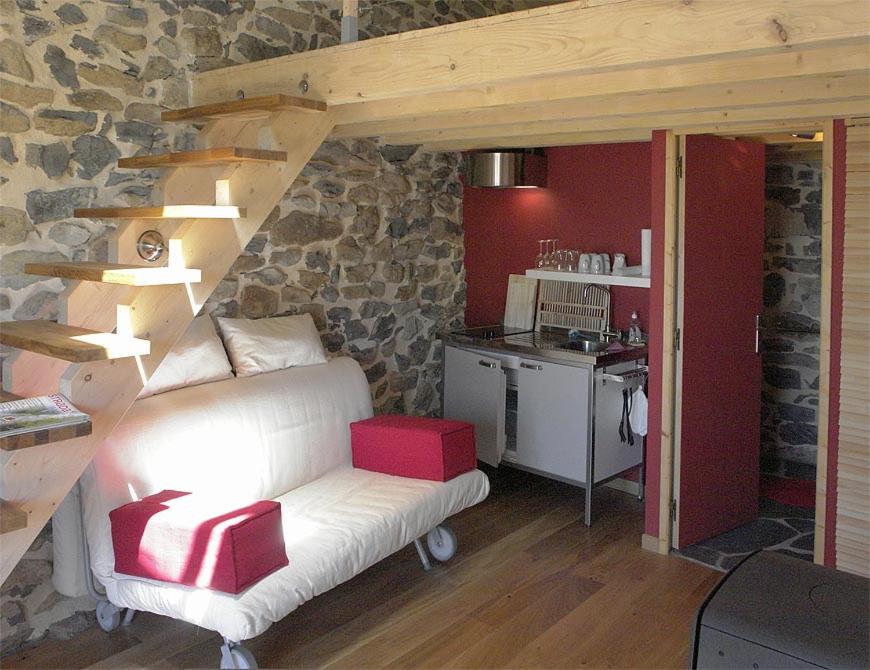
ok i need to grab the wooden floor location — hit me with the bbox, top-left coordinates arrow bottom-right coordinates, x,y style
5,469 -> 720,669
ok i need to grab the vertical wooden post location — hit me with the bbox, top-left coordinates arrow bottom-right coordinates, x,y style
815,119 -> 835,565
342,0 -> 359,44
657,130 -> 679,554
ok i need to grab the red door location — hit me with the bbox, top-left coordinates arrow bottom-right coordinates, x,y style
676,135 -> 766,548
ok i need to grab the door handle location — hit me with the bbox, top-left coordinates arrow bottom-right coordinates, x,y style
755,314 -> 761,355
520,362 -> 543,371
478,360 -> 497,369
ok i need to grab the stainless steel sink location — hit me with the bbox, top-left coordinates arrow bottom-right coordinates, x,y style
565,337 -> 610,353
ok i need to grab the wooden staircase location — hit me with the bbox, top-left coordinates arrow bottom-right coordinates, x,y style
0,97 -> 335,583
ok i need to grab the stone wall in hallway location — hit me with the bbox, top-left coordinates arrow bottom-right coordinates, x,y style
0,0 -> 556,655
761,149 -> 822,481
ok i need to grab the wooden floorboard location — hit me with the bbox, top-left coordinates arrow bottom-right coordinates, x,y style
2,468 -> 720,669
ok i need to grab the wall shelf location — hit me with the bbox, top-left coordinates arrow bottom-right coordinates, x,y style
525,269 -> 651,288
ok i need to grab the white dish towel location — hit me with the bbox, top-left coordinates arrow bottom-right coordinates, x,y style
629,387 -> 648,437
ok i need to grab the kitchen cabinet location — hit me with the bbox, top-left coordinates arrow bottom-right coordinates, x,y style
513,359 -> 590,482
443,341 -> 645,525
443,345 -> 505,467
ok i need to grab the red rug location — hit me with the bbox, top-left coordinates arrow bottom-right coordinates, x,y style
760,474 -> 815,509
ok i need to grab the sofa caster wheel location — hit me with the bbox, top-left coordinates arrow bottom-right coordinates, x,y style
96,600 -> 122,632
220,640 -> 258,669
426,525 -> 457,562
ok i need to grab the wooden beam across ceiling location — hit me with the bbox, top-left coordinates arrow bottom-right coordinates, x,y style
331,73 -> 870,141
192,0 -> 868,108
188,0 -> 869,148
330,43 -> 870,129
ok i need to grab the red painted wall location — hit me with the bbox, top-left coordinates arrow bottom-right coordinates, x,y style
644,130 -> 667,538
464,143 -> 652,331
825,120 -> 847,567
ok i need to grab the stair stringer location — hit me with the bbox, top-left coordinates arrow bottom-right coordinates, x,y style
3,128 -> 247,399
1,109 -> 336,584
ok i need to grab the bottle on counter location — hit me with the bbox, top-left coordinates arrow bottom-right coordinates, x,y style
629,311 -> 643,345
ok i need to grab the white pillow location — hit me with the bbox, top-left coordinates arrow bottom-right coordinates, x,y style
138,315 -> 234,398
216,313 -> 327,378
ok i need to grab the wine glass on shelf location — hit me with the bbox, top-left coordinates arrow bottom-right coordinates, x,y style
547,239 -> 559,268
535,240 -> 546,268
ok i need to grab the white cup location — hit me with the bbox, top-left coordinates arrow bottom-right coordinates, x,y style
613,253 -> 626,272
602,253 -> 611,274
591,254 -> 604,274
579,253 -> 591,273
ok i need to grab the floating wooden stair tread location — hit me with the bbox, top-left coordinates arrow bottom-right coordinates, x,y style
0,321 -> 150,363
1,500 -> 27,534
0,390 -> 92,451
74,205 -> 245,220
118,147 -> 288,169
25,262 -> 202,287
161,94 -> 327,122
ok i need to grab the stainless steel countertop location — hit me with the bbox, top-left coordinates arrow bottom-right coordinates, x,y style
442,331 -> 648,368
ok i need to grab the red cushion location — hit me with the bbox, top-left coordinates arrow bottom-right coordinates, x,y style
350,415 -> 477,482
110,490 -> 288,594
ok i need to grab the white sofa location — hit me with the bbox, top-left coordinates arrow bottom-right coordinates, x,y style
60,356 -> 489,667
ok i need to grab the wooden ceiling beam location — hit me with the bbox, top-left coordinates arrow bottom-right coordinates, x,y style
384,100 -> 870,147
191,0 -> 869,108
419,121 -> 829,153
331,73 -> 870,140
331,43 -> 869,127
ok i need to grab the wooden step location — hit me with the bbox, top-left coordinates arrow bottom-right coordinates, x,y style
118,147 -> 288,169
1,500 -> 27,534
25,262 -> 202,287
0,321 -> 150,363
74,205 -> 246,220
162,94 -> 327,122
0,391 -> 92,451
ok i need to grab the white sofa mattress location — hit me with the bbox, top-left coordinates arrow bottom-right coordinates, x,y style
65,357 -> 490,642
104,466 -> 489,641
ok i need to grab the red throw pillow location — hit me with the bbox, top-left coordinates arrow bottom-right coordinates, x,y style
350,414 -> 477,481
110,490 -> 288,594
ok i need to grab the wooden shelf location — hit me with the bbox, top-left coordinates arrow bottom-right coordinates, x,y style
118,147 -> 288,169
0,321 -> 150,363
74,205 -> 246,220
25,262 -> 202,287
525,269 -> 651,288
162,94 -> 327,122
1,500 -> 27,534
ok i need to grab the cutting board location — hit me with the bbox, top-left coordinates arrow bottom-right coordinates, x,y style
504,274 -> 538,329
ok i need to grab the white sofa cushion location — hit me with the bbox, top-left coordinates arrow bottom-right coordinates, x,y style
216,314 -> 326,377
138,315 -> 233,399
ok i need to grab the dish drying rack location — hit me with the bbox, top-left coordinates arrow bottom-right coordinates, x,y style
536,279 -> 611,333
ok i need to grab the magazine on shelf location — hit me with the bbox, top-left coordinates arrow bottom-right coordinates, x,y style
0,394 -> 89,438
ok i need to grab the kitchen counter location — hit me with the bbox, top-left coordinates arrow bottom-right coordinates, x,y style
442,330 -> 648,368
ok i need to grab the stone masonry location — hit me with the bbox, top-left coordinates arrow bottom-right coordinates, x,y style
0,0 -> 557,656
761,150 -> 822,481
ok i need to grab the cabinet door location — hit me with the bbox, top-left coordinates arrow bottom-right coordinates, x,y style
443,346 -> 505,467
516,359 -> 590,482
593,363 -> 644,482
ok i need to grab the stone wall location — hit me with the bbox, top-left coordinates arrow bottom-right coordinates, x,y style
0,0 -> 554,655
761,149 -> 822,481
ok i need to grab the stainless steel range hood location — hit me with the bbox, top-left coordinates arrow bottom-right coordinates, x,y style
465,150 -> 548,188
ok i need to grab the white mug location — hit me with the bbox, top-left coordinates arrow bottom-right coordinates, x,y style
591,254 -> 604,274
602,253 -> 611,274
613,253 -> 626,271
579,253 -> 591,273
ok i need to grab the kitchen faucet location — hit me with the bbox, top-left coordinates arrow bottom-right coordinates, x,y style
582,284 -> 619,341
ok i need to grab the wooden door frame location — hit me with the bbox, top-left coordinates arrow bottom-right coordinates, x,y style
656,126 -> 834,560
813,119 -> 835,565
